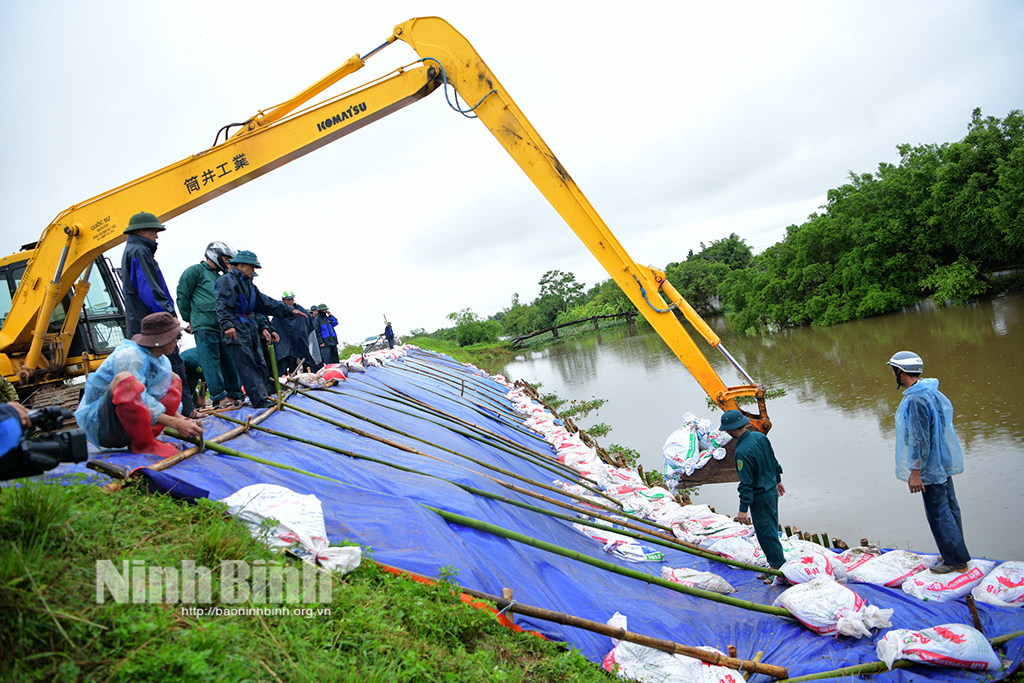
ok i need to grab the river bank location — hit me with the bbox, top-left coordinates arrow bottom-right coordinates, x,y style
498,291 -> 1024,559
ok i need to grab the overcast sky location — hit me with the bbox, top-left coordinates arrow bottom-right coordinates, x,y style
2,1 -> 1022,344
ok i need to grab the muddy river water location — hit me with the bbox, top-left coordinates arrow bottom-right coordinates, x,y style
497,291 -> 1024,560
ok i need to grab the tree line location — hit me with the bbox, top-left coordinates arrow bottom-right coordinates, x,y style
425,109 -> 1023,345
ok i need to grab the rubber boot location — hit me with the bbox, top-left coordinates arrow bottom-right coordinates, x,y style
157,377 -> 184,436
112,376 -> 180,459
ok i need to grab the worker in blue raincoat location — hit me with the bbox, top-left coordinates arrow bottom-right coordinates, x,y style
120,211 -> 196,418
215,251 -> 308,408
316,304 -> 340,364
887,351 -> 971,574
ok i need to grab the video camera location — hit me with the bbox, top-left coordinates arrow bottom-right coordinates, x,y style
0,406 -> 88,481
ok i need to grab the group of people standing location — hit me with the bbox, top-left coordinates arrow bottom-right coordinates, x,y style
73,211 -> 339,458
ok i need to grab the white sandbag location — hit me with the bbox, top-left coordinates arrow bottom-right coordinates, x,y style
781,552 -> 848,584
780,537 -> 839,561
835,546 -> 882,572
902,559 -> 997,603
573,523 -> 664,563
674,515 -> 753,543
705,537 -> 770,568
602,612 -> 739,683
773,576 -> 893,638
971,561 -> 1024,607
876,623 -> 1001,671
294,372 -> 329,389
848,550 -> 938,587
663,424 -> 704,476
219,484 -> 361,573
662,566 -> 736,594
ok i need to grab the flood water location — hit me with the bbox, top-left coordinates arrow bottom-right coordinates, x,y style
497,291 -> 1024,560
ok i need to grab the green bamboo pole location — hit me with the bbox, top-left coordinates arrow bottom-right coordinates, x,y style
280,397 -> 639,524
425,505 -> 791,618
268,342 -> 280,400
395,359 -> 519,417
162,428 -> 340,483
164,427 -> 780,606
286,383 -> 622,508
348,378 -> 548,447
990,628 -> 1024,647
322,383 -> 583,482
214,409 -> 770,575
779,629 -> 1024,682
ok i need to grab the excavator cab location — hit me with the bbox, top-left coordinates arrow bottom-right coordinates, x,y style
1,250 -> 126,402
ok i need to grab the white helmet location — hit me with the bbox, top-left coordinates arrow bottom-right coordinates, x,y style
886,351 -> 923,374
205,241 -> 237,272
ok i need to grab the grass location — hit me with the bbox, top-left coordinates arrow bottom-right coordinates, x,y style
0,478 -> 615,683
402,337 -> 517,373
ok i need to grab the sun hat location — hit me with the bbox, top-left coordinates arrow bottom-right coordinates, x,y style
132,311 -> 184,347
719,409 -> 750,431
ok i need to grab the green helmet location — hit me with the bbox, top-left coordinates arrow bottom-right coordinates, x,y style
719,409 -> 750,431
124,211 -> 165,234
318,304 -> 328,311
282,290 -> 295,299
230,250 -> 262,267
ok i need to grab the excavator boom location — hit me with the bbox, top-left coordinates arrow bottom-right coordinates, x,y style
1,17 -> 766,481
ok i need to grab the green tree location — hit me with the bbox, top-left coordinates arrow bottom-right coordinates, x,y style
446,308 -> 500,346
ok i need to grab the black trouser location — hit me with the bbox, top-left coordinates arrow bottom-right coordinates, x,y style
167,347 -> 195,417
227,327 -> 272,407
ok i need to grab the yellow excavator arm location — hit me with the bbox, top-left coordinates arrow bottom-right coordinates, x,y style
1,17 -> 768,454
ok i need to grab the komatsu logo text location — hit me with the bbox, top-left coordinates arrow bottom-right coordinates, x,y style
317,103 -> 367,132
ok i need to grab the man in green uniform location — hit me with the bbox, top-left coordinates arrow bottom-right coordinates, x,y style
720,409 -> 786,574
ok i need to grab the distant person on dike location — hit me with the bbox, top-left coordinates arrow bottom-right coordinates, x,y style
120,211 -> 196,418
886,350 -> 971,574
384,321 -> 395,349
317,304 -> 340,364
215,251 -> 308,409
74,312 -> 203,459
176,241 -> 243,409
720,409 -> 786,582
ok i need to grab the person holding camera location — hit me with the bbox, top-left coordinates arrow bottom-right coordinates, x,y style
74,312 -> 203,459
1,402 -> 89,481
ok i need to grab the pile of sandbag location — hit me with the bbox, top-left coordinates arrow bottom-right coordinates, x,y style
662,412 -> 731,482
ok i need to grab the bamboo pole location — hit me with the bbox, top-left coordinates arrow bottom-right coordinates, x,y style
286,384 -> 621,507
425,506 -> 791,618
214,409 -> 769,575
779,629 -> 1024,681
371,560 -> 789,679
324,383 -> 584,482
158,428 -> 778,604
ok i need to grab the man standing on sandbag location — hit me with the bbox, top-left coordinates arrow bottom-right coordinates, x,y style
215,251 -> 308,409
720,409 -> 786,582
887,351 -> 971,574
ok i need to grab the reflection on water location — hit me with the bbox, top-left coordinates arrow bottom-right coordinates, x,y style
499,292 -> 1024,559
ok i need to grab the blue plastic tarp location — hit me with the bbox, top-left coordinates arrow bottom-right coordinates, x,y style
62,349 -> 1024,680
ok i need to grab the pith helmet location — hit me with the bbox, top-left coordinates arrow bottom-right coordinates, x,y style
886,351 -> 923,374
719,409 -> 750,431
230,250 -> 262,267
124,211 -> 165,234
